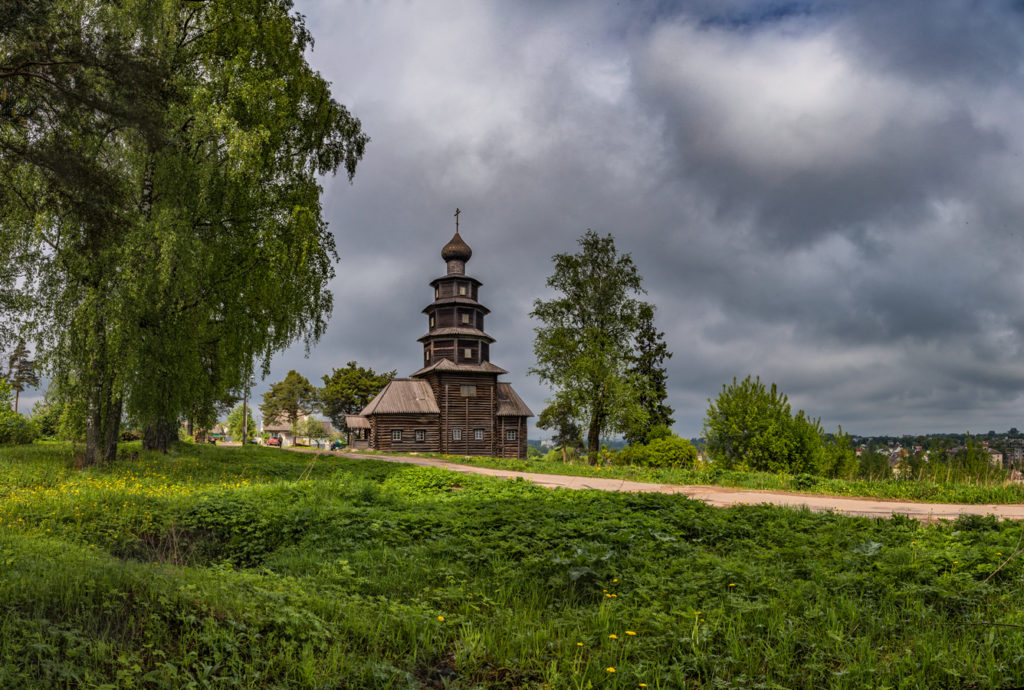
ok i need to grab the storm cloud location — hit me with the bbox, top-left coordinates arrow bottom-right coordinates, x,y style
242,0 -> 1024,437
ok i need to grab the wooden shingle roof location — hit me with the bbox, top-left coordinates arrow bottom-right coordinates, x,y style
496,382 -> 534,417
417,327 -> 495,343
411,359 -> 508,377
360,379 -> 441,415
344,415 -> 370,430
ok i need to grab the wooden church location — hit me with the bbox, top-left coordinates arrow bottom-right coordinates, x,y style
347,215 -> 533,458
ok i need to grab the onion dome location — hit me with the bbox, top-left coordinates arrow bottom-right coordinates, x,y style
441,231 -> 472,263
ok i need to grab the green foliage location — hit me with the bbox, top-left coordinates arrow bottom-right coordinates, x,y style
822,426 -> 858,479
703,376 -> 796,471
0,378 -> 38,445
2,443 -> 1024,687
224,404 -> 256,443
260,370 -> 317,431
29,400 -> 60,439
531,231 -> 668,461
4,340 -> 38,414
318,361 -> 395,429
618,435 -> 699,469
624,303 -> 674,445
1,0 -> 368,464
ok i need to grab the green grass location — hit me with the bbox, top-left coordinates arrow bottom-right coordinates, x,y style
2,441 -> 1024,688
352,449 -> 1024,505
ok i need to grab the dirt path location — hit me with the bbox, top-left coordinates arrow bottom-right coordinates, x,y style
312,450 -> 1024,521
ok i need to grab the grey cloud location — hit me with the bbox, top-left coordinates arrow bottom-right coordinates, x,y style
245,0 -> 1024,438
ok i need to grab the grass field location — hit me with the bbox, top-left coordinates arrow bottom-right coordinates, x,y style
353,450 -> 1024,505
2,442 -> 1023,688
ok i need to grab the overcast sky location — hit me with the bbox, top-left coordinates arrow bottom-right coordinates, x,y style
225,0 -> 1024,438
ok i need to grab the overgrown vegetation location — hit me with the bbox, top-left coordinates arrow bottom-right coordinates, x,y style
3,443 -> 1022,688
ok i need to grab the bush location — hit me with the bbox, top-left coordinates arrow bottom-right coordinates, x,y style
0,410 -> 39,446
617,435 -> 698,469
0,378 -> 39,445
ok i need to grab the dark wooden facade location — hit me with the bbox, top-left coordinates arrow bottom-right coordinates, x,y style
355,223 -> 532,459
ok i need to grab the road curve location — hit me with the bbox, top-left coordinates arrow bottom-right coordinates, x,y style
305,449 -> 1024,521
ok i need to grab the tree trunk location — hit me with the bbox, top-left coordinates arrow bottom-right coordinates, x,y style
143,419 -> 177,452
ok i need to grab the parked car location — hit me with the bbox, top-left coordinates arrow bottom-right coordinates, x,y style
266,437 -> 282,447
330,439 -> 344,451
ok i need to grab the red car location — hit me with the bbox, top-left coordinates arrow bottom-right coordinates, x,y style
266,437 -> 282,447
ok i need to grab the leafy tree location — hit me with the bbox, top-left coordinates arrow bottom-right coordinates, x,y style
225,404 -> 257,444
703,376 -> 795,471
0,377 -> 38,445
295,416 -> 329,447
319,361 -> 395,430
624,303 -> 674,446
531,231 -> 666,462
536,397 -> 583,460
5,340 -> 38,413
30,399 -> 61,439
1,1 -> 367,464
260,370 -> 316,432
821,426 -> 858,479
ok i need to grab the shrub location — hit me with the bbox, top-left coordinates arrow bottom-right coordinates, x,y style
618,435 -> 698,469
0,378 -> 39,445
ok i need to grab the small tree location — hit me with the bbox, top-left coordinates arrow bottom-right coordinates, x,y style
260,370 -> 316,432
319,362 -> 395,430
296,416 -> 329,448
6,340 -> 39,414
703,376 -> 795,471
226,404 -> 257,444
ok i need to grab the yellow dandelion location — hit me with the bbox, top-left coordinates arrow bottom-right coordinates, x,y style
626,630 -> 637,636
728,583 -> 736,587
606,667 -> 615,673
577,642 -> 583,647
437,616 -> 445,622
613,578 -> 618,583
609,634 -> 618,639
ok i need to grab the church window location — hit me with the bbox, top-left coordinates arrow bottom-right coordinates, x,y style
434,287 -> 439,299
459,285 -> 467,296
464,348 -> 474,360
430,315 -> 435,327
415,430 -> 426,442
452,428 -> 462,441
392,430 -> 403,441
460,385 -> 476,397
461,312 -> 470,324
506,429 -> 517,441
474,428 -> 484,440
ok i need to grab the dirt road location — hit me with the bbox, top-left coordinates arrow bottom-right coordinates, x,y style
332,450 -> 1024,521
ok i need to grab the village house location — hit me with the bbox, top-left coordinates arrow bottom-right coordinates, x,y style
347,218 -> 533,458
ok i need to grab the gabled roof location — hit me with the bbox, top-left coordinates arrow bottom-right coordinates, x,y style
360,379 -> 441,415
496,382 -> 534,417
411,358 -> 508,377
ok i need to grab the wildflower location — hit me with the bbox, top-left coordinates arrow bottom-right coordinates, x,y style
728,583 -> 736,587
626,630 -> 637,636
613,578 -> 618,583
694,611 -> 701,616
606,667 -> 615,673
577,642 -> 583,647
609,634 -> 618,639
437,616 -> 445,622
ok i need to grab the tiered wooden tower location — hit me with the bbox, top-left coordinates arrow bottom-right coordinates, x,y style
353,213 -> 532,458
